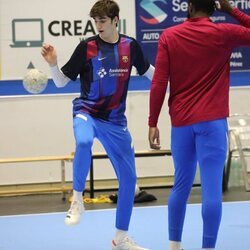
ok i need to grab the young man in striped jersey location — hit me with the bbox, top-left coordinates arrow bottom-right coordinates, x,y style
42,1 -> 154,249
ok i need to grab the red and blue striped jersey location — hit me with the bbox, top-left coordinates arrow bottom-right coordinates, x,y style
62,34 -> 149,125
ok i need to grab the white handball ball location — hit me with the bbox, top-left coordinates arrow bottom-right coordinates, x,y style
23,69 -> 48,94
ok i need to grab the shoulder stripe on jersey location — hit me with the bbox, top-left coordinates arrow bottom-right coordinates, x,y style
87,40 -> 98,61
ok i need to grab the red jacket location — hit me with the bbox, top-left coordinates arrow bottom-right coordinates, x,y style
149,8 -> 250,127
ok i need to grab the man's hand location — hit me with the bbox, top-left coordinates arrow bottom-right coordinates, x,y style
41,43 -> 58,66
216,0 -> 233,14
148,127 -> 161,150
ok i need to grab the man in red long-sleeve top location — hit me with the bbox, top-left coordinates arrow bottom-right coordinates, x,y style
148,0 -> 250,250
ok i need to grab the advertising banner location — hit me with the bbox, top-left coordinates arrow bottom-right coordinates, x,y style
136,0 -> 250,72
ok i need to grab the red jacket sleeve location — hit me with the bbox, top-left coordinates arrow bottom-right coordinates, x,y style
232,8 -> 250,28
219,8 -> 250,49
148,34 -> 169,127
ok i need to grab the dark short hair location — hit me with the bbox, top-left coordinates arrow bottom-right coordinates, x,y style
90,0 -> 120,20
188,0 -> 216,15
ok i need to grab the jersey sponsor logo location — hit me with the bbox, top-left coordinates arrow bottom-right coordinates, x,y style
109,68 -> 129,77
97,67 -> 107,78
97,67 -> 129,78
139,0 -> 168,24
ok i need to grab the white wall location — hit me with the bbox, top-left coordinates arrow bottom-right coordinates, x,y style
0,87 -> 250,185
0,90 -> 173,185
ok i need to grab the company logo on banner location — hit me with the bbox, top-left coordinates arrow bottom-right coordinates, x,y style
136,0 -> 250,71
10,19 -> 44,48
6,17 -> 126,77
9,18 -> 127,48
140,0 -> 168,24
136,0 -> 169,65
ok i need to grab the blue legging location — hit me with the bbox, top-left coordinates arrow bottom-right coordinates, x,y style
169,119 -> 228,248
72,113 -> 137,230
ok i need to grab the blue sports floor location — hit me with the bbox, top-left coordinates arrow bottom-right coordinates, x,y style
0,201 -> 249,250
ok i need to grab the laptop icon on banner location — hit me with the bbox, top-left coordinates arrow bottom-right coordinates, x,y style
10,19 -> 44,48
